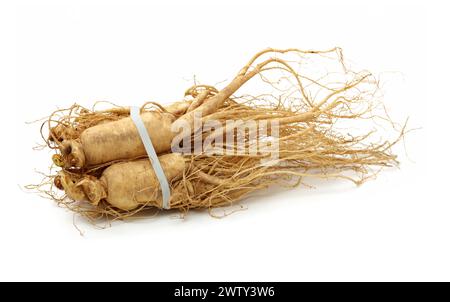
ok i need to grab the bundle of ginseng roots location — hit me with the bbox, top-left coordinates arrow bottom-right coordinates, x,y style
32,48 -> 405,223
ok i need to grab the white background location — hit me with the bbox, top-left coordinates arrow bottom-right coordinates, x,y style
2,0 -> 448,281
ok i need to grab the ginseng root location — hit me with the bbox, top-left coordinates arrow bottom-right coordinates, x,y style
30,47 -> 406,223
47,48 -> 357,169
57,153 -> 186,210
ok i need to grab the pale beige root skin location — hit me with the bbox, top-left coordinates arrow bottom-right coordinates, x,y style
61,139 -> 86,168
55,171 -> 106,204
164,100 -> 192,116
37,47 -> 405,223
48,123 -> 77,142
186,90 -> 209,112
55,49 -> 342,169
64,111 -> 175,167
59,153 -> 185,211
101,153 -> 185,210
48,100 -> 191,167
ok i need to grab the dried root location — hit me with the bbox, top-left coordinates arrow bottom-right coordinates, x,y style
30,47 -> 405,224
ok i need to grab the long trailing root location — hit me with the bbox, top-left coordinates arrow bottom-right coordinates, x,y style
29,47 -> 406,224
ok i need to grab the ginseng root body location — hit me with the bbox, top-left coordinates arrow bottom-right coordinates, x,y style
34,47 -> 404,222
58,153 -> 185,210
62,112 -> 175,168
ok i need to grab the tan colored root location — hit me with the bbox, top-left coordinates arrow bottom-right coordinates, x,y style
49,113 -> 404,219
43,47 -> 364,170
57,153 -> 186,211
60,140 -> 86,168
43,100 -> 192,147
173,47 -> 342,133
30,47 -> 406,223
43,101 -> 192,168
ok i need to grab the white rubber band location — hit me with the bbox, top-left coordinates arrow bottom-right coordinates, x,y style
130,106 -> 171,209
